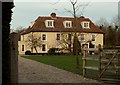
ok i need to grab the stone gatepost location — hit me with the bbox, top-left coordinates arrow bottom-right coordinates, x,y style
10,32 -> 19,83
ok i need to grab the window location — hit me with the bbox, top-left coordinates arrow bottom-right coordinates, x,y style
84,23 -> 89,28
42,34 -> 46,40
56,34 -> 60,40
92,35 -> 95,41
81,22 -> 90,28
64,21 -> 72,28
45,20 -> 54,27
80,34 -> 84,40
22,45 -> 24,51
48,21 -> 52,26
42,44 -> 46,51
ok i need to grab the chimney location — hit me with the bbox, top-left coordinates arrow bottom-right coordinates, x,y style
80,16 -> 85,18
50,12 -> 56,18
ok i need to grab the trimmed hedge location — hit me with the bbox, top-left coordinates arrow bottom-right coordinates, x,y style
25,50 -> 31,55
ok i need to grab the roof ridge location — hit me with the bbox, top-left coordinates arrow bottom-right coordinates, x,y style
38,16 -> 90,19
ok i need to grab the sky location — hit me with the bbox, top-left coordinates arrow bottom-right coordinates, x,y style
10,0 -> 120,30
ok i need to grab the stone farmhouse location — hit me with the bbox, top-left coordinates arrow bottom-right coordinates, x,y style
18,13 -> 104,54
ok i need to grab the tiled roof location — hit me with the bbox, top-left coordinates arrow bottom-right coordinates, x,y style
21,13 -> 104,35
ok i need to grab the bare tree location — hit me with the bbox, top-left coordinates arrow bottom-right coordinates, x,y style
111,15 -> 120,27
15,26 -> 26,33
96,16 -> 120,47
111,15 -> 120,46
26,33 -> 42,53
64,0 -> 89,68
59,32 -> 73,53
52,0 -> 89,68
95,17 -> 109,28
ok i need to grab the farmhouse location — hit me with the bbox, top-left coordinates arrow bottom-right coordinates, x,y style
18,13 -> 104,54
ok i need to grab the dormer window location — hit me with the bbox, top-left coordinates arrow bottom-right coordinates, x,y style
45,20 -> 54,28
64,21 -> 72,28
81,22 -> 90,28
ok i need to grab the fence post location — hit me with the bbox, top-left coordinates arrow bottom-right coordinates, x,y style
98,44 -> 102,79
83,47 -> 87,77
10,32 -> 19,83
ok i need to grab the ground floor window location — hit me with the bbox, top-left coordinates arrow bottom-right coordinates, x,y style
22,45 -> 24,51
42,44 -> 46,51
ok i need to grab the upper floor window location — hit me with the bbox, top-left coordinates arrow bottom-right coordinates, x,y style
80,34 -> 84,41
81,22 -> 90,28
64,21 -> 72,28
42,34 -> 46,40
45,20 -> 54,28
56,34 -> 60,40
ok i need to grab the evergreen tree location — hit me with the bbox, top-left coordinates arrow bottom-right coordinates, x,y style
2,2 -> 14,84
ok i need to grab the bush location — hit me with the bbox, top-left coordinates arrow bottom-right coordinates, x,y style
25,50 -> 31,55
48,48 -> 60,55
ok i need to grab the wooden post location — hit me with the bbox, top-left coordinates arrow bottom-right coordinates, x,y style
98,44 -> 102,79
10,33 -> 18,83
83,48 -> 87,77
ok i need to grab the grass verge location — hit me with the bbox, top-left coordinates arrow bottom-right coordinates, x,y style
22,55 -> 99,79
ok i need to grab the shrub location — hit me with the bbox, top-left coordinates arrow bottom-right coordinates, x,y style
25,50 -> 31,55
48,48 -> 60,55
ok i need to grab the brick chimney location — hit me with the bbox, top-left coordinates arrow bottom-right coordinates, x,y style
50,12 -> 56,18
80,16 -> 85,18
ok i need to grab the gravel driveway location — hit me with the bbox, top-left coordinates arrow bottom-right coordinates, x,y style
18,56 -> 104,84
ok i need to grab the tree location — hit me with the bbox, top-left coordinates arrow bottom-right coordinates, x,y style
59,32 -> 73,53
2,2 -> 14,84
105,26 -> 116,47
63,0 -> 83,68
116,28 -> 120,46
111,15 -> 119,27
15,26 -> 26,33
96,17 -> 109,28
111,15 -> 120,46
95,16 -> 120,47
26,33 -> 42,53
53,0 -> 89,68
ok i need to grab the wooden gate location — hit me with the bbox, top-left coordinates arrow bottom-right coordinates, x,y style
82,47 -> 120,84
99,49 -> 120,84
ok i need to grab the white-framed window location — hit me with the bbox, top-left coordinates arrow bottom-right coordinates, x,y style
56,34 -> 61,40
92,35 -> 95,41
45,20 -> 54,27
42,44 -> 46,51
63,21 -> 72,28
42,34 -> 46,41
81,22 -> 90,28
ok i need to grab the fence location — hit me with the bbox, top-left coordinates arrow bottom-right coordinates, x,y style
82,47 -> 120,84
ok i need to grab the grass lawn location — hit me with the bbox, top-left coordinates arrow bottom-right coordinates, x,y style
22,55 -> 99,79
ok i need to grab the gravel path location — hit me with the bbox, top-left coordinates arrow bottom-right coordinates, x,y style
18,56 -> 103,84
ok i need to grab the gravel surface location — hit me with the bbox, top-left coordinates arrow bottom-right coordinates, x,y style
18,56 -> 104,84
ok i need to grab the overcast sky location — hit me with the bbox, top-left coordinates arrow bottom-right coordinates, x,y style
11,0 -> 120,30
